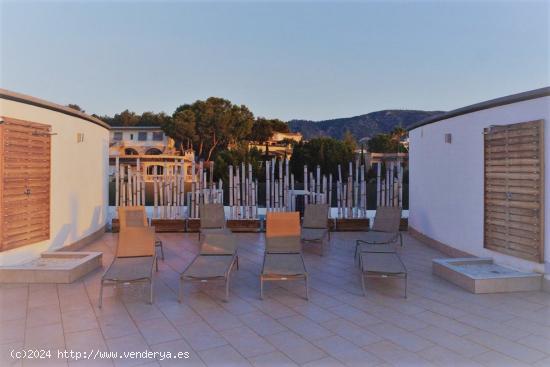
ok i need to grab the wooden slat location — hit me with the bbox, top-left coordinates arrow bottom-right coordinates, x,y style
1,118 -> 51,251
484,119 -> 544,263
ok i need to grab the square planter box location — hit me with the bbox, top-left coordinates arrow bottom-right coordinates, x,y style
227,219 -> 261,232
187,218 -> 201,232
334,218 -> 370,232
150,219 -> 186,232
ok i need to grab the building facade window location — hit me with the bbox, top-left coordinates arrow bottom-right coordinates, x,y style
138,131 -> 148,141
152,131 -> 164,141
113,132 -> 123,141
129,133 -> 134,140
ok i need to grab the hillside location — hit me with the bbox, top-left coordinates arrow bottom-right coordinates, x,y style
288,110 -> 444,141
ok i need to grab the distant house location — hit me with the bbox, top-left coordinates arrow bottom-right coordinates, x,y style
248,131 -> 303,158
108,126 -> 195,182
109,126 -> 176,156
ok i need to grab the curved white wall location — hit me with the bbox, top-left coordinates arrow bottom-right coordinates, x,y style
0,97 -> 109,266
409,96 -> 550,276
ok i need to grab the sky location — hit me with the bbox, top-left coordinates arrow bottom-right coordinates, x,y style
1,0 -> 549,121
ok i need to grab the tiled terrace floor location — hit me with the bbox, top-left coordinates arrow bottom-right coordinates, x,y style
1,232 -> 550,367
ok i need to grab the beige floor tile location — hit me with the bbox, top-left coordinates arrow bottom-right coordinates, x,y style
219,327 -> 275,358
105,333 -> 149,367
264,331 -> 326,365
25,323 -> 65,350
197,345 -> 252,367
195,307 -> 244,332
457,314 -> 531,341
369,323 -> 433,352
3,232 -> 547,367
65,328 -> 108,352
135,317 -> 180,346
157,303 -> 202,327
97,314 -> 139,340
247,351 -> 298,367
465,330 -> 546,364
150,339 -> 205,367
414,326 -> 488,358
327,305 -> 380,327
321,318 -> 382,347
0,318 -> 26,344
363,341 -> 436,367
472,351 -> 531,367
27,303 -> 62,328
301,356 -> 346,367
175,321 -> 228,352
238,312 -> 288,337
62,308 -> 100,334
0,341 -> 23,367
515,334 -> 550,355
312,335 -> 382,367
419,345 -> 485,367
291,304 -> 338,323
413,310 -> 476,336
278,315 -> 333,341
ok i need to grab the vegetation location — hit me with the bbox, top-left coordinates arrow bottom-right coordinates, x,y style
367,127 -> 408,153
290,137 -> 355,181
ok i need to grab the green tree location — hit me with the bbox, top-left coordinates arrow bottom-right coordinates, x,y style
342,130 -> 357,152
290,137 -> 354,181
172,97 -> 254,161
162,110 -> 196,152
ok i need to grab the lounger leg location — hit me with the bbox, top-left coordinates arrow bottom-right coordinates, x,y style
149,278 -> 154,304
236,255 -> 239,270
178,278 -> 183,303
160,242 -> 165,260
99,280 -> 104,308
404,274 -> 408,299
361,273 -> 366,296
155,257 -> 159,272
260,278 -> 264,300
225,278 -> 230,302
305,276 -> 309,300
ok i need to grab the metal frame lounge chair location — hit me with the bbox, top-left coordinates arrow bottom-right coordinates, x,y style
179,232 -> 239,302
199,203 -> 226,240
118,206 -> 164,270
359,248 -> 407,298
354,206 -> 403,260
99,227 -> 156,307
301,203 -> 330,256
261,212 -> 308,300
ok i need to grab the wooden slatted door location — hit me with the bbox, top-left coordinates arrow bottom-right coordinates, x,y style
484,119 -> 544,263
0,117 -> 51,251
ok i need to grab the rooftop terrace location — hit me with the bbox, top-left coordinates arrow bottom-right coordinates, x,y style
1,232 -> 549,367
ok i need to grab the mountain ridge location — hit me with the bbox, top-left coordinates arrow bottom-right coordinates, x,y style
287,109 -> 444,141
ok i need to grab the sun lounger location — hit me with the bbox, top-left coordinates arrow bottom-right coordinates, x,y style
99,227 -> 156,307
179,232 -> 238,302
118,206 -> 164,270
355,206 -> 403,260
301,203 -> 330,255
359,249 -> 407,298
261,212 -> 308,300
199,203 -> 227,240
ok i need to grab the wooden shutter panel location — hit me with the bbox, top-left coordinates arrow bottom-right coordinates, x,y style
0,117 -> 51,251
484,119 -> 544,263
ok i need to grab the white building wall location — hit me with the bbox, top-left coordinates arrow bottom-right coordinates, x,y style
409,96 -> 550,276
0,98 -> 109,266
